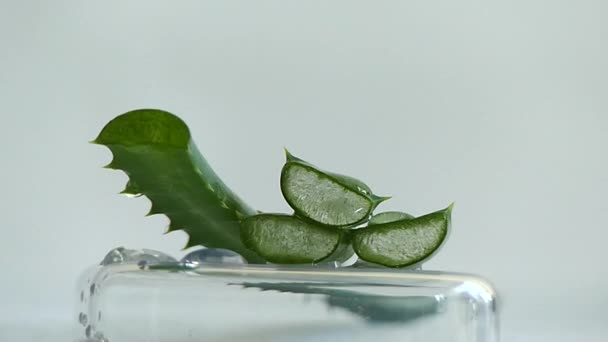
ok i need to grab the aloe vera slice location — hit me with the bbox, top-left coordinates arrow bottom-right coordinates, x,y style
280,151 -> 388,227
368,211 -> 415,225
241,214 -> 350,264
93,109 -> 264,263
353,204 -> 453,267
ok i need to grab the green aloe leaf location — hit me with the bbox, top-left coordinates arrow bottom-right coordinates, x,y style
93,109 -> 264,263
241,213 -> 352,264
353,204 -> 453,268
368,211 -> 415,225
280,150 -> 389,227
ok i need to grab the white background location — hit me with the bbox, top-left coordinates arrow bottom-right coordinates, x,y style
1,1 -> 607,341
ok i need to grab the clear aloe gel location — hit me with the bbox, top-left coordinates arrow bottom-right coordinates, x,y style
353,205 -> 453,268
241,213 -> 352,264
280,151 -> 389,227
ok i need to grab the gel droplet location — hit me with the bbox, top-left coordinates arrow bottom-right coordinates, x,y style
78,312 -> 88,326
137,260 -> 149,270
180,248 -> 246,265
101,247 -> 126,265
101,247 -> 176,266
85,325 -> 92,338
94,331 -> 109,342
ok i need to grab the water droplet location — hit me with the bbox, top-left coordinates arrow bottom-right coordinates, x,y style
100,247 -> 126,265
98,311 -> 102,321
80,290 -> 84,302
100,247 -> 176,266
94,331 -> 108,342
137,260 -> 149,270
90,283 -> 97,296
180,248 -> 246,265
78,312 -> 88,326
85,325 -> 92,338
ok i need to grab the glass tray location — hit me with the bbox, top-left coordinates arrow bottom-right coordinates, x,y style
75,250 -> 499,342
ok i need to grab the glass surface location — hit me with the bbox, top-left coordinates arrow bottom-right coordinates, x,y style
75,250 -> 499,342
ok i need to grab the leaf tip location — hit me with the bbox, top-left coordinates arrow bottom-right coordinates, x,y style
372,195 -> 392,204
284,148 -> 303,163
443,202 -> 455,225
119,180 -> 142,196
284,147 -> 293,161
103,161 -> 119,170
446,202 -> 455,213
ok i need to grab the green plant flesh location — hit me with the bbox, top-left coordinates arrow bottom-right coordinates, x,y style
93,109 -> 264,263
353,205 -> 453,268
241,214 -> 350,264
368,211 -> 415,225
280,151 -> 389,227
95,109 -> 454,267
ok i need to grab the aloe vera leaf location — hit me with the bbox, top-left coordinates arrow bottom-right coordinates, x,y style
93,109 -> 264,263
353,204 -> 453,268
368,211 -> 415,225
241,213 -> 351,264
280,150 -> 389,227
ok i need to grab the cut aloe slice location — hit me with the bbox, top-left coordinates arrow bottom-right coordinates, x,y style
353,204 -> 453,268
94,109 -> 264,263
280,151 -> 389,227
241,214 -> 351,264
368,211 -> 415,225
